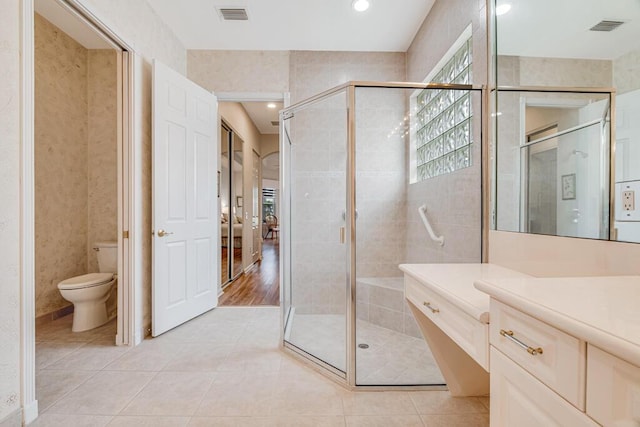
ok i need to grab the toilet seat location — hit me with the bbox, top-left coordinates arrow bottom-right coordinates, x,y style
58,273 -> 114,290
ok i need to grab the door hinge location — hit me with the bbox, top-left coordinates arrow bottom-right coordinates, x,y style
282,111 -> 294,120
123,230 -> 129,239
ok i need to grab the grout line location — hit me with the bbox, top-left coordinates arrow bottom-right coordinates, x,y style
114,370 -> 161,416
36,368 -> 101,414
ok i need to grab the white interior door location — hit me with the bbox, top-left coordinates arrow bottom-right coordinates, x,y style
152,59 -> 218,336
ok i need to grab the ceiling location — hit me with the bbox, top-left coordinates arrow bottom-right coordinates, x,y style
240,101 -> 282,134
146,0 -> 435,51
35,0 -> 113,49
497,0 -> 640,60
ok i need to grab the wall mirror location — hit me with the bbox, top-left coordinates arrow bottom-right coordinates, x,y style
492,0 -> 640,243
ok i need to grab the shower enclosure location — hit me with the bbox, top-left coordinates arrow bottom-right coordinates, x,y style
280,81 -> 484,387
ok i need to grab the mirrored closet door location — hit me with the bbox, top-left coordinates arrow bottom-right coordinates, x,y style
220,122 -> 244,287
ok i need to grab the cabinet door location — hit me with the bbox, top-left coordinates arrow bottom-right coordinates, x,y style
587,344 -> 640,426
491,347 -> 599,427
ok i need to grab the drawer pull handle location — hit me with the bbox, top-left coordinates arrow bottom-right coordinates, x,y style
423,301 -> 440,314
500,329 -> 544,356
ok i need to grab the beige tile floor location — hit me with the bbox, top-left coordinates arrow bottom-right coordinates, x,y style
34,307 -> 489,426
287,314 -> 445,385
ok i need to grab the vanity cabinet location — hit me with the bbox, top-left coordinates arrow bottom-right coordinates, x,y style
487,296 -> 640,427
489,300 -> 595,426
405,274 -> 489,370
400,263 -> 532,397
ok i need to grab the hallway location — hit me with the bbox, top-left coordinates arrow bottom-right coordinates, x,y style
219,239 -> 280,306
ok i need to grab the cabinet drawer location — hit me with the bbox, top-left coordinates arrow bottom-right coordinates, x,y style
491,347 -> 599,427
405,275 -> 488,370
587,344 -> 640,427
490,300 -> 586,410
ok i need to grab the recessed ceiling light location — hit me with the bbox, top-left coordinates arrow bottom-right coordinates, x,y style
352,0 -> 370,12
267,103 -> 277,109
496,4 -> 511,16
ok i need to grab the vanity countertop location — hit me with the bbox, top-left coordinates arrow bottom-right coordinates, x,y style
474,275 -> 640,366
399,263 -> 533,323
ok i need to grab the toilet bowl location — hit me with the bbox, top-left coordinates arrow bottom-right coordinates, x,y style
58,273 -> 116,332
57,241 -> 117,332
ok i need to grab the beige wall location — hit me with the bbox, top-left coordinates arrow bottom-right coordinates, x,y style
407,0 -> 487,84
497,56 -> 613,87
188,50 -> 289,93
519,57 -> 612,87
87,50 -> 118,272
614,48 -> 640,94
489,230 -> 640,277
290,50 -> 405,102
78,0 -> 186,74
260,134 -> 279,158
0,0 -> 22,420
34,14 -> 90,318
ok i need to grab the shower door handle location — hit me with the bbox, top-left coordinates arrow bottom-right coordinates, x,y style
340,227 -> 345,244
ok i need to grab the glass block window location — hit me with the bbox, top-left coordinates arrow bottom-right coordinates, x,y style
414,38 -> 473,182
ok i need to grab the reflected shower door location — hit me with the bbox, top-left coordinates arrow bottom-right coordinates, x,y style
282,89 -> 348,374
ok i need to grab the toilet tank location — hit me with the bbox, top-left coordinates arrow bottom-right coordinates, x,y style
94,241 -> 118,273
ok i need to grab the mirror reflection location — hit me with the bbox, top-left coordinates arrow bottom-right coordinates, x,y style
220,123 -> 244,286
493,0 -> 640,242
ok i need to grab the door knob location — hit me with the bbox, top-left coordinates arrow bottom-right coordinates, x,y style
157,229 -> 173,237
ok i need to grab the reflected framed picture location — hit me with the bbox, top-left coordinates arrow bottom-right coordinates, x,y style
562,173 -> 576,200
236,196 -> 243,207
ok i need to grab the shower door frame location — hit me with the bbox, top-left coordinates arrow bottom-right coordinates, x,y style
280,81 -> 487,389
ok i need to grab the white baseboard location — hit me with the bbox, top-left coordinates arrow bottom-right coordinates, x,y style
23,400 -> 38,425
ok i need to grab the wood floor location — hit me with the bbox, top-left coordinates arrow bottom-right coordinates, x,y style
220,246 -> 242,283
219,239 -> 280,306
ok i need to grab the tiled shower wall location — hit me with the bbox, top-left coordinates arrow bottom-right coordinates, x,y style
403,0 -> 487,265
35,14 -> 117,318
354,87 -> 409,279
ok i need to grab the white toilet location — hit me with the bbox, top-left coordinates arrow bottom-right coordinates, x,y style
58,241 -> 117,332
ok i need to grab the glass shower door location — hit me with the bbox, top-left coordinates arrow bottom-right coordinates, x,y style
282,88 -> 349,374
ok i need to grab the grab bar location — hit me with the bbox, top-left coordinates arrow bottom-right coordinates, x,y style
418,204 -> 444,246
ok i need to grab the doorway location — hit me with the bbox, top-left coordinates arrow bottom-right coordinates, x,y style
22,0 -> 135,422
216,97 -> 284,306
32,1 -> 129,341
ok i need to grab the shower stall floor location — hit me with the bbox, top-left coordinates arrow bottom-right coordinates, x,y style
286,314 -> 445,386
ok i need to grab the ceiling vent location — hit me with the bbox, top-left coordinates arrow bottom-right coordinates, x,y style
217,8 -> 249,21
589,20 -> 625,32
271,121 -> 280,126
